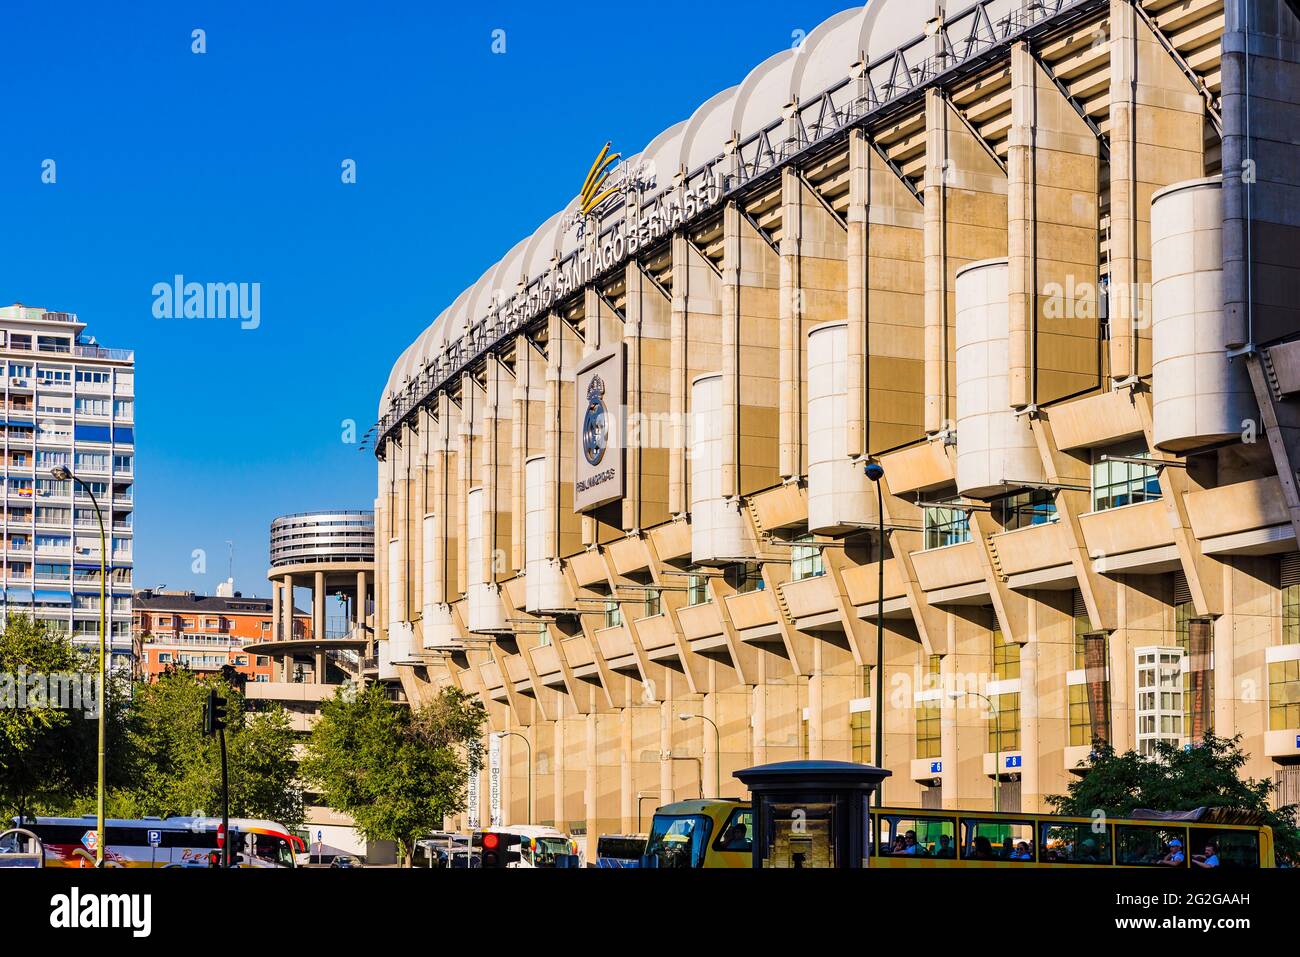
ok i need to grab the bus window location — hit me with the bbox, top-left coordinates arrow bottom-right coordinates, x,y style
879,816 -> 955,858
595,835 -> 646,866
961,820 -> 1036,862
1040,823 -> 1110,864
1116,826 -> 1188,867
643,815 -> 711,868
1189,830 -> 1259,869
712,808 -> 753,854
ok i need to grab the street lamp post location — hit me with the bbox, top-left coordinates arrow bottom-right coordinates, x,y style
864,461 -> 886,805
496,731 -> 533,825
52,466 -> 107,867
678,712 -> 721,798
951,690 -> 1001,813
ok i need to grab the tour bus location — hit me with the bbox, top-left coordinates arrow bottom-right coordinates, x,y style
473,824 -> 581,868
12,816 -> 299,868
640,799 -> 753,869
640,801 -> 1276,869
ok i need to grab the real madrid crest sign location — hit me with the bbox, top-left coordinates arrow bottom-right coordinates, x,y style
573,346 -> 625,512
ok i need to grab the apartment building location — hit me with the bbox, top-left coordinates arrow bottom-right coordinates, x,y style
0,303 -> 135,672
133,589 -> 312,684
372,0 -> 1300,838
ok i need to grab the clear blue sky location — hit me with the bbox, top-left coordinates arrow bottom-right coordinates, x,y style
0,0 -> 854,598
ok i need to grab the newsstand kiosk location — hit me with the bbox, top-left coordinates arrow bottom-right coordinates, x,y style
735,760 -> 890,869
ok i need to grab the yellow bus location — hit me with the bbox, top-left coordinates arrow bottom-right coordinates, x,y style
642,801 -> 1275,869
640,799 -> 753,869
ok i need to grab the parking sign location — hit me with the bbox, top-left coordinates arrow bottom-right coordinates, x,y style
148,830 -> 161,847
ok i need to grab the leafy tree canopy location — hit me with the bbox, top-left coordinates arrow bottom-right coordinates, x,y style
300,684 -> 486,865
1048,733 -> 1299,864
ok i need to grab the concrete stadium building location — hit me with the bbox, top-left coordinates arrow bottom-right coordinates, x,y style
373,0 -> 1300,838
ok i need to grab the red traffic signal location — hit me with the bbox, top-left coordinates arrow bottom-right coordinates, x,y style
216,823 -> 226,848
472,830 -> 519,868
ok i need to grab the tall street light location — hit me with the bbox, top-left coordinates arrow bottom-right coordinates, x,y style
52,465 -> 107,866
951,690 -> 1002,813
496,731 -> 533,825
864,460 -> 886,805
678,712 -> 721,798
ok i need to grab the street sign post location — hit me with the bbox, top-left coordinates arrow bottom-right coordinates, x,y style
148,829 -> 161,868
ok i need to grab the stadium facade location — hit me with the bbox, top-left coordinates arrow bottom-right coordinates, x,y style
373,0 -> 1300,835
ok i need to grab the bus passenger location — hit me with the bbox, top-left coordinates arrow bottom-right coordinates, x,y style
1009,841 -> 1032,861
889,835 -> 907,855
935,834 -> 954,858
969,836 -> 994,860
902,831 -> 923,855
1192,842 -> 1220,869
1077,838 -> 1101,864
1158,838 -> 1185,866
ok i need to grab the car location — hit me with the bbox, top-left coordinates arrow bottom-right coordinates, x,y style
329,855 -> 361,869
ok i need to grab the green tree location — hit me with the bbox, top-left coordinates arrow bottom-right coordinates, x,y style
0,615 -> 129,823
1048,733 -> 1299,864
95,670 -> 303,828
301,684 -> 486,865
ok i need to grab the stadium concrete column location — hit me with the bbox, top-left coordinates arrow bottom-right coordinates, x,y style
1008,40 -> 1101,411
845,128 -> 869,457
923,88 -> 1008,436
281,573 -> 295,640
1107,0 -> 1206,382
271,580 -> 281,641
313,571 -> 325,640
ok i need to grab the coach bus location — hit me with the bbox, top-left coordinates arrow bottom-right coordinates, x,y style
472,825 -> 581,867
640,801 -> 1276,869
11,816 -> 298,868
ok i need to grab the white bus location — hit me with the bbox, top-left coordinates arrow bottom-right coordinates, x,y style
473,824 -> 581,868
12,816 -> 298,868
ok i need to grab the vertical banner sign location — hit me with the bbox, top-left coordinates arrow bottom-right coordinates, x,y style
467,762 -> 481,831
489,734 -> 502,827
573,346 -> 625,512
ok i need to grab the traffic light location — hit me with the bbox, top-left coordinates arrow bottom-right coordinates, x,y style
472,831 -> 520,868
203,688 -> 228,736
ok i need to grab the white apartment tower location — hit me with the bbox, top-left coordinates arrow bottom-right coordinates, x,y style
0,304 -> 135,671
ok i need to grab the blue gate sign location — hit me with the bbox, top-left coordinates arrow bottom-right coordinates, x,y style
929,761 -> 942,774
1004,755 -> 1022,769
